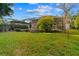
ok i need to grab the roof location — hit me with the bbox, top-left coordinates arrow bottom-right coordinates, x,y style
10,20 -> 30,24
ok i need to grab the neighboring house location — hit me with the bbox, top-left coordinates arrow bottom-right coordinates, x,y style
53,17 -> 63,31
9,20 -> 30,31
30,20 -> 38,30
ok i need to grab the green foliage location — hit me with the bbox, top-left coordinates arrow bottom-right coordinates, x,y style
0,3 -> 13,32
74,15 -> 79,29
0,3 -> 13,18
0,18 -> 3,24
37,16 -> 54,32
71,13 -> 79,29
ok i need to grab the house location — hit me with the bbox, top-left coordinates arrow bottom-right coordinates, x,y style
52,17 -> 63,31
9,20 -> 30,31
30,20 -> 38,30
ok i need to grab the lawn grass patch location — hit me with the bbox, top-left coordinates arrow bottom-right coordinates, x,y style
0,32 -> 79,55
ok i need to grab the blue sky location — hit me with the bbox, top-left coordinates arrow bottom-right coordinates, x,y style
8,3 -> 79,20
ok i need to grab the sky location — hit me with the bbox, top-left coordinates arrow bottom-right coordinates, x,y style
6,3 -> 79,20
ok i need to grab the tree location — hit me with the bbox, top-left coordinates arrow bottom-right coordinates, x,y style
0,18 -> 3,24
0,3 -> 13,31
37,16 -> 54,32
0,3 -> 13,18
57,3 -> 79,30
72,13 -> 79,29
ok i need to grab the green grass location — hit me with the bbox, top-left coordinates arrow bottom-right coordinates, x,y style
0,30 -> 79,56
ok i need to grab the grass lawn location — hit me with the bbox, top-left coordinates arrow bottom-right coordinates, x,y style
0,30 -> 79,56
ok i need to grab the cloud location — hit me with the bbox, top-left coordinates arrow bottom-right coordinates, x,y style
19,8 -> 22,10
38,5 -> 52,12
26,5 -> 53,16
55,8 -> 63,12
37,5 -> 53,15
26,9 -> 40,13
56,3 -> 60,6
16,7 -> 22,10
28,3 -> 38,4
39,12 -> 52,16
